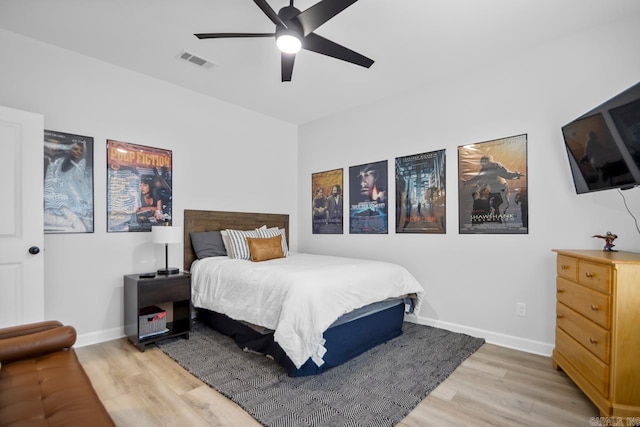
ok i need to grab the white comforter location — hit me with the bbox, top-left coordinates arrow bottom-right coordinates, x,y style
191,252 -> 424,369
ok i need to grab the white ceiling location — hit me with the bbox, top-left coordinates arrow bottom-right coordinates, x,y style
1,0 -> 639,125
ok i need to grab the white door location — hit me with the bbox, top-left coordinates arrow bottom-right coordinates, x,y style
0,105 -> 45,327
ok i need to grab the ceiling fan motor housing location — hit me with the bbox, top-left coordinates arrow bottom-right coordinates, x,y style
278,5 -> 301,21
277,6 -> 303,38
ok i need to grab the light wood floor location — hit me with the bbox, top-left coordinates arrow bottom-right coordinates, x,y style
76,337 -> 598,426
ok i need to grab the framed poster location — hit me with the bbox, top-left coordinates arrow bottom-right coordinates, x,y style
107,140 -> 173,232
458,134 -> 528,234
312,168 -> 344,234
396,149 -> 446,234
44,130 -> 94,233
349,160 -> 388,234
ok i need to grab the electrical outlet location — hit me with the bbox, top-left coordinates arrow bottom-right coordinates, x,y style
516,302 -> 527,317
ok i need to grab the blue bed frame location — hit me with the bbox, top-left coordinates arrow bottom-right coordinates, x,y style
198,301 -> 406,377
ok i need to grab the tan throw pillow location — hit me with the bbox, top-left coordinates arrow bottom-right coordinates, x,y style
246,235 -> 284,262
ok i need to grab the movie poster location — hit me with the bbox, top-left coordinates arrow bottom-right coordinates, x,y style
349,160 -> 388,234
312,168 -> 344,234
107,140 -> 173,232
44,130 -> 94,233
396,149 -> 446,234
458,134 -> 528,234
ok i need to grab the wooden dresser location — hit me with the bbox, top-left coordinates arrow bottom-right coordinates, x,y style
552,249 -> 640,416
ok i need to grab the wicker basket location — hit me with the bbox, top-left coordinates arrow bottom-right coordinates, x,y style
139,305 -> 168,338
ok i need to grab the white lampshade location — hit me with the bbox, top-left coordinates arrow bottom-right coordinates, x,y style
152,225 -> 182,275
152,225 -> 183,245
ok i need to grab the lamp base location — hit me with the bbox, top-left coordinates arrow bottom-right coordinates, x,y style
157,267 -> 180,275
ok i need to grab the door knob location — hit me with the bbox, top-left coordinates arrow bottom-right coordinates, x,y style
28,246 -> 40,255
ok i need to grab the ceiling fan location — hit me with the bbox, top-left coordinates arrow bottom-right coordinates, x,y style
194,0 -> 374,82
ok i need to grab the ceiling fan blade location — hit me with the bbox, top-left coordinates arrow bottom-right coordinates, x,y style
281,53 -> 296,82
297,0 -> 359,36
195,33 -> 274,39
303,32 -> 373,68
253,0 -> 288,28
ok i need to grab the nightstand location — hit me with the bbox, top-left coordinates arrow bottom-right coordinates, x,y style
124,271 -> 191,351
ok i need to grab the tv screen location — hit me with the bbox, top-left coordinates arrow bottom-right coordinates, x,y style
561,81 -> 640,194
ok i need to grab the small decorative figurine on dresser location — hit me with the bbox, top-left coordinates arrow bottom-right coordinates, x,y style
592,231 -> 618,251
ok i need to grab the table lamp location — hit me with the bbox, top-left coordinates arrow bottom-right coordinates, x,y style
152,224 -> 182,275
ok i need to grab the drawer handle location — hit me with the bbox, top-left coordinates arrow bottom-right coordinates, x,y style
589,337 -> 598,345
556,314 -> 564,319
590,304 -> 599,311
557,289 -> 565,293
584,271 -> 594,278
560,265 -> 569,270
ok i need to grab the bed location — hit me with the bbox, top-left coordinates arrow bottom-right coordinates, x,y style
184,209 -> 423,377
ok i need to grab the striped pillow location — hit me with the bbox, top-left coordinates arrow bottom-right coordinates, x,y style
225,229 -> 260,260
256,227 -> 288,256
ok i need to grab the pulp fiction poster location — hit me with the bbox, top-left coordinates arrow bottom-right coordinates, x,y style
107,140 -> 173,232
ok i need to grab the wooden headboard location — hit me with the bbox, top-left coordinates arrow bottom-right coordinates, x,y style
183,209 -> 290,271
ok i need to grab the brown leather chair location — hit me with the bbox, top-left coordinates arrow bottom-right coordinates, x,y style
0,320 -> 115,427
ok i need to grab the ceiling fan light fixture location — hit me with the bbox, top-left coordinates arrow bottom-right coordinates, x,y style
276,31 -> 302,54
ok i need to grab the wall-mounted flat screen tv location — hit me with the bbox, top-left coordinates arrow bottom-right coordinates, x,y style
561,81 -> 640,194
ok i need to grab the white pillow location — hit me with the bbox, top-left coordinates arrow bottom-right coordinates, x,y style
257,227 -> 289,256
220,230 -> 233,258
225,228 -> 260,260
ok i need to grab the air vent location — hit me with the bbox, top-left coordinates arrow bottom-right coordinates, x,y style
178,50 -> 215,69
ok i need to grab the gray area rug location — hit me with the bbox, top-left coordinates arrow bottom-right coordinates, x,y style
157,321 -> 484,427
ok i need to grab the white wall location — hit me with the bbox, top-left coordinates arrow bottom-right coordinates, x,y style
297,13 -> 640,355
0,29 -> 298,345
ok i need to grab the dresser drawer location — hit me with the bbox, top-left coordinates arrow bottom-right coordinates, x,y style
557,255 -> 578,281
556,327 -> 609,397
556,277 -> 611,329
556,302 -> 610,364
578,261 -> 612,294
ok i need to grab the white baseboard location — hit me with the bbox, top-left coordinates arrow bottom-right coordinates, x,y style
76,326 -> 125,348
405,314 -> 554,357
76,316 -> 554,357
